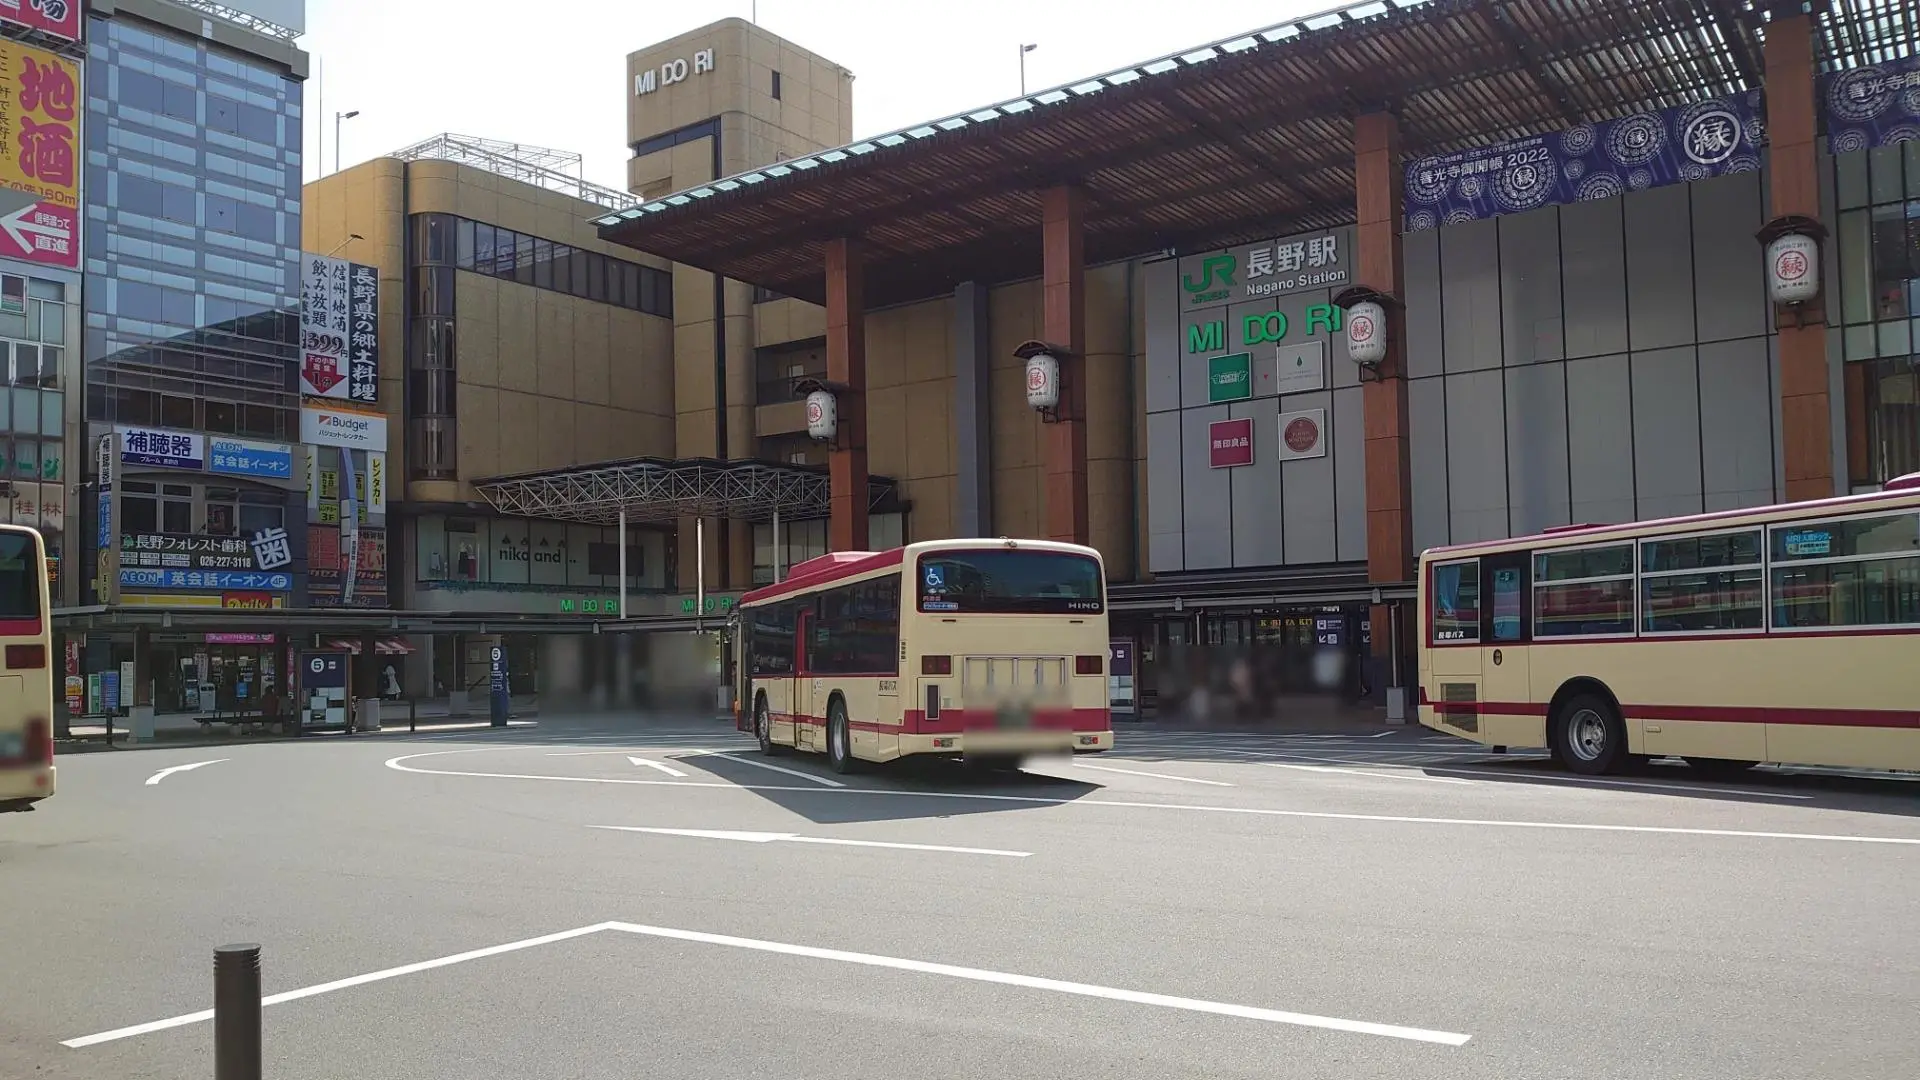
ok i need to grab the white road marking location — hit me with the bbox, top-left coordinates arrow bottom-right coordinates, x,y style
383,751 -> 1920,847
1071,762 -> 1234,786
705,753 -> 845,787
626,756 -> 689,778
1423,765 -> 1814,800
1262,762 -> 1475,786
63,921 -> 1470,1049
61,923 -> 614,1048
143,760 -> 229,786
591,825 -> 1031,858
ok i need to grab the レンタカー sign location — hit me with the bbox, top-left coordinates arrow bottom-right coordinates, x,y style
1823,55 -> 1920,154
1404,91 -> 1763,231
1208,417 -> 1254,469
0,40 -> 79,268
0,0 -> 82,41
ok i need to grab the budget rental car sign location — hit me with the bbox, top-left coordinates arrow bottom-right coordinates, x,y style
300,403 -> 387,451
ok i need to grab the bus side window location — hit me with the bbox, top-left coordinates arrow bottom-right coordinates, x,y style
1481,553 -> 1530,643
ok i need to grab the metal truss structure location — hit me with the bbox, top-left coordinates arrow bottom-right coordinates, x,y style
390,134 -> 639,212
474,458 -> 895,527
171,0 -> 301,40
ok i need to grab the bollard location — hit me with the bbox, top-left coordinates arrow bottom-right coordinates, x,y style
213,943 -> 262,1080
409,697 -> 417,734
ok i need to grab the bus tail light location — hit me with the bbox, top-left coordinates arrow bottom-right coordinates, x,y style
1075,654 -> 1103,675
921,655 -> 952,675
5,643 -> 45,669
24,718 -> 50,765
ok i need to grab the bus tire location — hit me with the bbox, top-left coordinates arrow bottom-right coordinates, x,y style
1550,692 -> 1627,776
826,697 -> 857,774
754,693 -> 783,755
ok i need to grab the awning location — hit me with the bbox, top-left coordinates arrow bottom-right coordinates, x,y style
324,637 -> 415,655
473,456 -> 898,527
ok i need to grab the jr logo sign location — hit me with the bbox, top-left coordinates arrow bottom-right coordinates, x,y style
1182,255 -> 1235,305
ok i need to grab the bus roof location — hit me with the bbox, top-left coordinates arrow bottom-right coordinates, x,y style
1421,475 -> 1920,561
737,537 -> 1101,608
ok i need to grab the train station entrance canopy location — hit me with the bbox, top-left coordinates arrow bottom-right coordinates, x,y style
592,0 -> 1910,308
472,457 -> 899,526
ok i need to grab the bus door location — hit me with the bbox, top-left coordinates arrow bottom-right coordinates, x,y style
791,605 -> 819,752
1478,552 -> 1534,746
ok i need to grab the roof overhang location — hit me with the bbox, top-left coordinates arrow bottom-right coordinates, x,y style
595,0 -> 1905,309
472,457 -> 898,527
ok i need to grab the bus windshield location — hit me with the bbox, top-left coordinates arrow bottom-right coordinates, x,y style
915,548 -> 1103,614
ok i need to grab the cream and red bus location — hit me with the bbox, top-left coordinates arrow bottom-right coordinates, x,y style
0,524 -> 54,812
1417,473 -> 1920,776
730,538 -> 1115,772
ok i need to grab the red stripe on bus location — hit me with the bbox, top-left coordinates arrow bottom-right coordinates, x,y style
1422,698 -> 1920,729
0,618 -> 41,637
768,709 -> 1111,734
1424,625 -> 1920,649
738,549 -> 906,607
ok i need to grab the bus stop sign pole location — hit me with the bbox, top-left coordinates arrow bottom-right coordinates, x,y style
488,645 -> 508,727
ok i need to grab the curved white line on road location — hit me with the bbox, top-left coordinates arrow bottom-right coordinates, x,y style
383,750 -> 1920,847
144,759 -> 229,786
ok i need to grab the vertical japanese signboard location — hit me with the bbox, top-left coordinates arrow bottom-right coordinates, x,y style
0,1 -> 82,42
0,39 -> 78,268
299,254 -> 352,398
347,263 -> 380,404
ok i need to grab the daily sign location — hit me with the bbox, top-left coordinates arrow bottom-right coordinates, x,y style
635,48 -> 715,96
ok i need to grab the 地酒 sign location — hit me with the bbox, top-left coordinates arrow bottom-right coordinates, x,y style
0,40 -> 79,268
1207,417 -> 1253,469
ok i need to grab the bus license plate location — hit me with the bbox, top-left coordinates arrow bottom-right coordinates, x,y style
997,707 -> 1031,730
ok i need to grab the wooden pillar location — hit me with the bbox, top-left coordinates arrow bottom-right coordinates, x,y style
824,236 -> 869,551
1764,9 -> 1834,501
1042,184 -> 1090,546
1355,110 -> 1414,659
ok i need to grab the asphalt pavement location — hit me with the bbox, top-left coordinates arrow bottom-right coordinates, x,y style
4,715 -> 1918,1079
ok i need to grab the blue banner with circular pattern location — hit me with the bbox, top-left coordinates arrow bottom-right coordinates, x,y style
1823,55 -> 1920,154
1403,91 -> 1765,232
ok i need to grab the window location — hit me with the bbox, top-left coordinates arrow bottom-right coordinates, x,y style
0,530 -> 39,621
771,69 -> 782,101
915,549 -> 1103,614
472,223 -> 494,273
1771,512 -> 1920,628
585,541 -> 643,578
204,486 -> 238,535
1852,356 -> 1920,487
552,244 -> 572,293
237,492 -> 283,535
1868,201 -> 1920,321
533,238 -> 553,290
811,576 -> 901,673
456,219 -> 475,269
1532,545 -> 1633,637
1429,559 -> 1479,642
121,481 -> 195,535
512,233 -> 534,285
748,601 -> 798,675
1641,531 -> 1764,632
586,254 -> 607,302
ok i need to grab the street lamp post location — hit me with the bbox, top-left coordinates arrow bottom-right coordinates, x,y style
334,110 -> 360,174
1019,43 -> 1036,96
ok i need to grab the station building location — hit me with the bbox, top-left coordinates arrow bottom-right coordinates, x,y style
576,2 -> 1919,715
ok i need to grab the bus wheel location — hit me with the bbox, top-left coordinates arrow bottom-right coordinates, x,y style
1551,693 -> 1626,776
754,695 -> 782,755
1684,756 -> 1759,778
826,699 -> 857,774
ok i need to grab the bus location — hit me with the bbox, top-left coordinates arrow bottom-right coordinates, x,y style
729,538 -> 1115,772
1416,473 -> 1920,776
0,525 -> 54,812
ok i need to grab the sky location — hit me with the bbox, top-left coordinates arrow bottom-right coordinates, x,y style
295,0 -> 1336,189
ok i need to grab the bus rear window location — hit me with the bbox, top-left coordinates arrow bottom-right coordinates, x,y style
916,550 -> 1103,614
0,532 -> 39,621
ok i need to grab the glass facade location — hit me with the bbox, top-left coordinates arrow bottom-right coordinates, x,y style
0,272 -> 70,587
1834,141 -> 1920,488
80,13 -> 303,439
